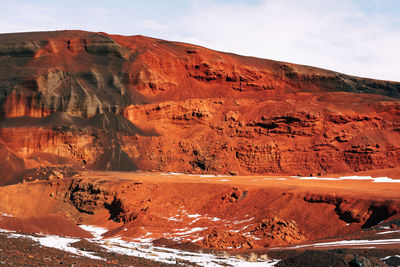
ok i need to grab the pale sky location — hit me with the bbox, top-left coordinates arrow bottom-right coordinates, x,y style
0,0 -> 399,82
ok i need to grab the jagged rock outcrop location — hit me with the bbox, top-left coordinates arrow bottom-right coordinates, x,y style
249,217 -> 306,247
0,30 -> 399,184
304,194 -> 398,228
203,228 -> 256,249
202,217 -> 306,249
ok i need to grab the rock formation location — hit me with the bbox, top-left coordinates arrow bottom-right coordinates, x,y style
0,30 -> 399,184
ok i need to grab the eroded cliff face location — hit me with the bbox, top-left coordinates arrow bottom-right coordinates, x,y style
124,94 -> 400,175
0,30 -> 399,184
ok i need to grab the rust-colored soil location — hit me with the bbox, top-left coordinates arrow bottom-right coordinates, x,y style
0,215 -> 92,238
0,172 -> 398,251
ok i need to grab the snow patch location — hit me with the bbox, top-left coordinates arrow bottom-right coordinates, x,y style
372,177 -> 400,183
79,225 -> 108,239
8,232 -> 104,260
173,227 -> 207,236
381,255 -> 400,260
376,230 -> 400,235
279,238 -> 400,249
1,226 -> 278,266
187,214 -> 202,218
339,176 -> 374,180
0,211 -> 13,217
291,175 -> 400,183
97,236 -> 279,266
232,217 -> 255,224
161,173 -> 229,178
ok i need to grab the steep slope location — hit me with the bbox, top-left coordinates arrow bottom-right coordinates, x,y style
0,30 -> 399,184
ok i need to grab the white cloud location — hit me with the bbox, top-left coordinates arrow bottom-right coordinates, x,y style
0,3 -> 57,33
139,20 -> 169,30
166,0 -> 400,81
0,1 -> 115,33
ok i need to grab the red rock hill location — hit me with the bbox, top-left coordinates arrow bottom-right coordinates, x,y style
0,30 -> 399,184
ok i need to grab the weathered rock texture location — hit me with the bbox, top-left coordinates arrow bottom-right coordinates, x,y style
0,175 -> 398,249
0,30 -> 399,184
